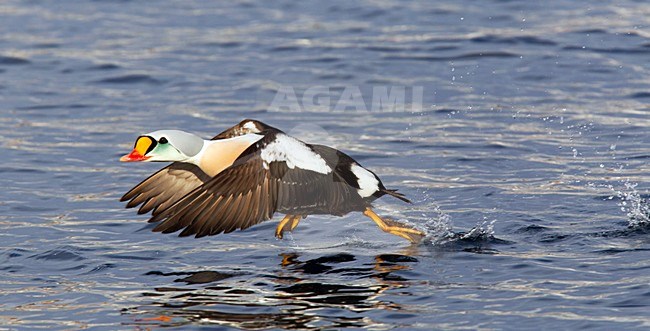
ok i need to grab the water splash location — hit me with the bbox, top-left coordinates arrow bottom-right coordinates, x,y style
423,205 -> 454,241
615,181 -> 650,227
422,204 -> 498,246
459,219 -> 497,240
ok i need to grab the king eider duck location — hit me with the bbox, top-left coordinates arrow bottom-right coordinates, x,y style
119,119 -> 424,243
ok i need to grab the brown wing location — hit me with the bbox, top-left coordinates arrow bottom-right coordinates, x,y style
120,162 -> 211,216
148,149 -> 365,238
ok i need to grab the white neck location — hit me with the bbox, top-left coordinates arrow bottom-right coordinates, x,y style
185,140 -> 209,166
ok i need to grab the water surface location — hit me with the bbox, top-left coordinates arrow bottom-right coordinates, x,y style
1,0 -> 649,330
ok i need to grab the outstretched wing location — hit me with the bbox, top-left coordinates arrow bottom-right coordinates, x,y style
148,133 -> 365,238
120,162 -> 211,216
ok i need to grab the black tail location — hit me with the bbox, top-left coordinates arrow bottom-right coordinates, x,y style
380,189 -> 412,204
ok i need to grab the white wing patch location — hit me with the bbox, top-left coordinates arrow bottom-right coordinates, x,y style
242,121 -> 260,132
260,134 -> 331,174
350,164 -> 379,198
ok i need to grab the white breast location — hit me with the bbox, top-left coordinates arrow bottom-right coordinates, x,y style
189,134 -> 264,177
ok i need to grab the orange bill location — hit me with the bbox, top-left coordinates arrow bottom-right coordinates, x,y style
120,136 -> 155,162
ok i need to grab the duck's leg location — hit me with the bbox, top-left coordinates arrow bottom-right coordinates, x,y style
275,215 -> 294,239
363,207 -> 425,243
275,214 -> 303,239
289,215 -> 304,231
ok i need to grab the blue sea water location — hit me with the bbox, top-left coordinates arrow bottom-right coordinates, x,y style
1,1 -> 649,330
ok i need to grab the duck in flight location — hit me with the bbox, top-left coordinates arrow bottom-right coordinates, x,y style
120,119 -> 424,243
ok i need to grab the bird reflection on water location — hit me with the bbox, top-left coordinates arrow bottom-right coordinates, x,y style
123,249 -> 420,329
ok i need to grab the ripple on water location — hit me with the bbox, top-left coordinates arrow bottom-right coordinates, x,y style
470,35 -> 557,46
562,45 -> 650,54
513,224 -> 550,234
93,74 -> 164,85
30,248 -> 86,262
86,63 -> 121,71
122,251 -> 418,329
382,51 -> 519,62
198,41 -> 243,48
145,270 -> 241,284
629,92 -> 650,99
0,55 -> 30,65
123,253 -> 417,329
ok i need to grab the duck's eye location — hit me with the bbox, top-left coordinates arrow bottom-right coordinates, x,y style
159,137 -> 168,144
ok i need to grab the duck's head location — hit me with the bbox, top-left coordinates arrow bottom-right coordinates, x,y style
120,130 -> 204,162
